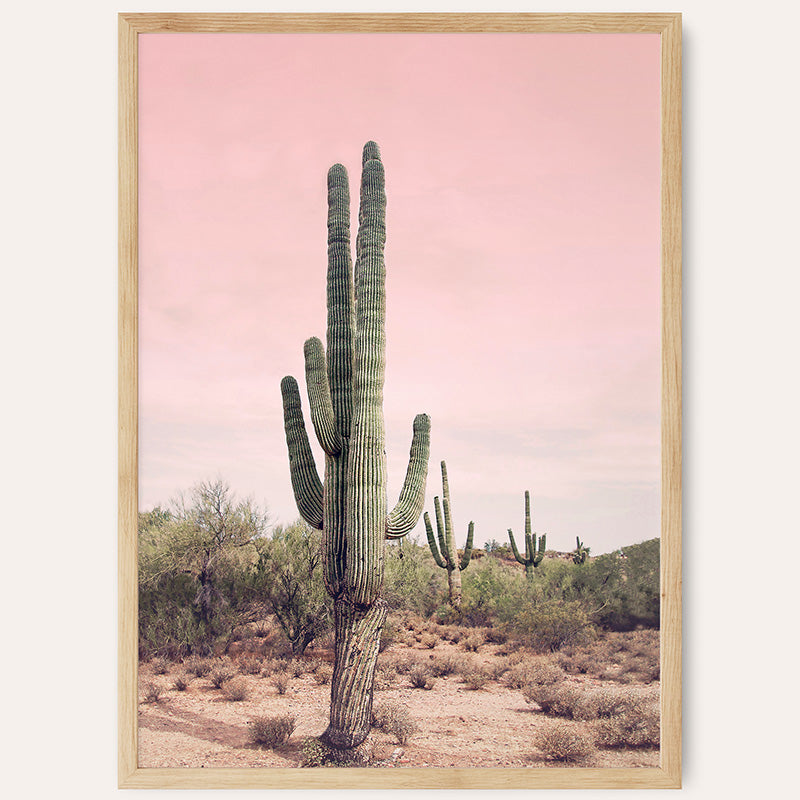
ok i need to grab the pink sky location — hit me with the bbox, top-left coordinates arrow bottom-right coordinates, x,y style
138,33 -> 661,554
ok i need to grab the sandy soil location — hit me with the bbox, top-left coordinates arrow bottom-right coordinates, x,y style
138,637 -> 659,770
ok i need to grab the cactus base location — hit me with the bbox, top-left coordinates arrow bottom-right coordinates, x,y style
321,597 -> 387,750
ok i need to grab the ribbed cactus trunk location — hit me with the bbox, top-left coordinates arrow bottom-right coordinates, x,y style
424,461 -> 474,610
508,490 -> 546,581
280,142 -> 430,751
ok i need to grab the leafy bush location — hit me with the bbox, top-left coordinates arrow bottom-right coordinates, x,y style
251,523 -> 332,657
273,674 -> 290,695
172,674 -> 191,691
535,721 -> 595,762
249,714 -> 297,748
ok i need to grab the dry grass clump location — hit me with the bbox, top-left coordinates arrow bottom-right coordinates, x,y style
238,655 -> 262,675
249,714 -> 297,748
373,663 -> 395,691
559,630 -> 660,684
596,699 -> 660,749
287,659 -> 306,678
461,667 -> 491,691
523,682 -> 585,718
210,664 -> 236,689
430,652 -> 469,677
528,660 -> 566,686
484,627 -> 508,644
535,721 -> 596,762
312,663 -> 333,685
262,657 -> 289,677
172,674 -> 191,692
419,633 -> 437,649
372,701 -> 418,745
142,681 -> 163,704
504,662 -> 536,689
184,655 -> 212,677
151,657 -> 170,675
222,676 -> 249,701
462,631 -> 485,652
408,663 -> 436,690
272,673 -> 290,695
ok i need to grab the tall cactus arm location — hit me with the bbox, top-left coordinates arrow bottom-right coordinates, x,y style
386,413 -> 432,538
280,376 -> 324,529
508,528 -> 526,565
459,521 -> 475,570
326,164 -> 355,437
524,490 -> 532,536
535,533 -> 547,565
424,512 -> 447,568
346,143 -> 388,606
304,337 -> 342,456
434,496 -> 451,565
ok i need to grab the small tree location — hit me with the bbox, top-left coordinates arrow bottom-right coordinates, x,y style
139,479 -> 268,654
254,521 -> 332,656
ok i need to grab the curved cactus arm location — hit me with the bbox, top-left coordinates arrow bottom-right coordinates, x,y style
508,528 -> 526,565
459,521 -> 474,570
424,512 -> 446,568
433,496 -> 451,566
280,376 -> 324,529
326,163 -> 355,437
386,414 -> 431,539
304,337 -> 342,456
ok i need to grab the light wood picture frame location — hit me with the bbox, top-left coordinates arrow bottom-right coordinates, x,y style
119,12 -> 681,789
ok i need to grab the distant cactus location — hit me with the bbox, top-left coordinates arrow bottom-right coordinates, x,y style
572,537 -> 590,565
280,142 -> 430,751
424,461 -> 474,609
507,490 -> 546,580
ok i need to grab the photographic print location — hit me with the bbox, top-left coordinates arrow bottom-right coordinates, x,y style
119,13 -> 681,789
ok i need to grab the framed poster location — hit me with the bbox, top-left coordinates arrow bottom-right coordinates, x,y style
119,13 -> 681,789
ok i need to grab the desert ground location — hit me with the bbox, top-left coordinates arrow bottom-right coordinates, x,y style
138,616 -> 660,769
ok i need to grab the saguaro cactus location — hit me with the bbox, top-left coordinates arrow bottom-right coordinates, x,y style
280,142 -> 430,751
424,461 -> 474,610
508,490 -> 546,580
572,536 -> 590,565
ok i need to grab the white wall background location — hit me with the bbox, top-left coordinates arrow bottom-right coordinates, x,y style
1,1 -> 797,797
